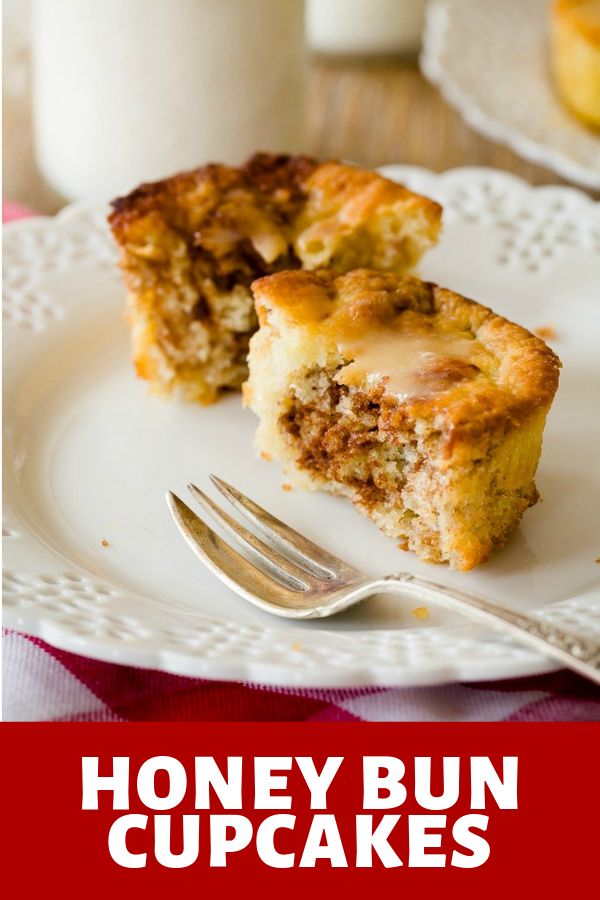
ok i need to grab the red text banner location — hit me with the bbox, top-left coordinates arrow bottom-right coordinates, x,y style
1,722 -> 597,896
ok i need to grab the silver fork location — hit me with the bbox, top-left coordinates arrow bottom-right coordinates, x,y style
166,476 -> 600,685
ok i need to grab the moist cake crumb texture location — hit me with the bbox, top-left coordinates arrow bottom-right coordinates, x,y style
246,268 -> 560,571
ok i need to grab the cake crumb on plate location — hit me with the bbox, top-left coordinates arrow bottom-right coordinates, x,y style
535,325 -> 557,340
411,606 -> 430,619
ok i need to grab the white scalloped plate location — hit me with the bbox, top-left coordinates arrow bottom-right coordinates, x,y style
3,166 -> 600,686
421,0 -> 600,190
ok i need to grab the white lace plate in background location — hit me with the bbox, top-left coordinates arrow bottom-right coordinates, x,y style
3,166 -> 600,686
421,0 -> 600,190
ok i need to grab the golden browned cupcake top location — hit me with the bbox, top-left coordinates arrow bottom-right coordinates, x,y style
109,152 -> 442,275
554,0 -> 600,43
109,154 -> 316,260
252,268 -> 561,444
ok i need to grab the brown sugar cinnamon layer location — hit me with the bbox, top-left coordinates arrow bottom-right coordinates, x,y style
108,153 -> 442,404
245,269 -> 561,571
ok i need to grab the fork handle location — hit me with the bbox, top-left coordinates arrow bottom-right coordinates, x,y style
377,574 -> 600,685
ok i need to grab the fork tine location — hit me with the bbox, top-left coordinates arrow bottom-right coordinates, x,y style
187,482 -> 316,590
209,475 -> 359,579
166,492 -> 318,611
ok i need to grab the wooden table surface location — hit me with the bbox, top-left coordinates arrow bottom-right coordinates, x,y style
3,56 -> 597,214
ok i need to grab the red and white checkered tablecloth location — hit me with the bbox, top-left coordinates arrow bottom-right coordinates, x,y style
4,629 -> 600,722
3,201 -> 600,723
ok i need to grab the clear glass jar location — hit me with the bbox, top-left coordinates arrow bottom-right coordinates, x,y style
33,0 -> 307,201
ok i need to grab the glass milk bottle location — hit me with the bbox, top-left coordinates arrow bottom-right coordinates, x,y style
307,0 -> 426,56
32,0 -> 307,201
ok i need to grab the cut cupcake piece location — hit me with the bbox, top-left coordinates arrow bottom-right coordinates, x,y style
551,0 -> 600,128
245,269 -> 560,571
108,153 -> 442,404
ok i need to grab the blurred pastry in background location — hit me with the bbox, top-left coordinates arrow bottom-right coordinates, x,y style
551,0 -> 600,128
